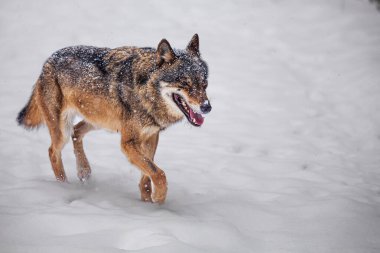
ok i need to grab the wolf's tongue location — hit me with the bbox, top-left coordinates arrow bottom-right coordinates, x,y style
189,107 -> 204,126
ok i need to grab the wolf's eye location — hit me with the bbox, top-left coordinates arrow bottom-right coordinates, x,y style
180,81 -> 188,87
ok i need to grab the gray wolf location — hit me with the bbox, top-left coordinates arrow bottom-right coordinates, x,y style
16,34 -> 211,204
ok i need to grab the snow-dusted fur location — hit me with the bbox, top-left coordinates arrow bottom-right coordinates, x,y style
2,0 -> 380,252
16,34 -> 210,204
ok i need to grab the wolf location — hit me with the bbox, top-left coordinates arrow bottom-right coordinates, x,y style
16,34 -> 211,204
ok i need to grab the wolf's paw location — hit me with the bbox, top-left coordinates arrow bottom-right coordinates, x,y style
56,174 -> 67,182
151,194 -> 165,204
141,194 -> 153,203
140,183 -> 153,202
151,187 -> 167,204
77,167 -> 91,182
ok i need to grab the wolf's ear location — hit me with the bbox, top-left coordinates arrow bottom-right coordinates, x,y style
186,33 -> 200,56
157,39 -> 176,65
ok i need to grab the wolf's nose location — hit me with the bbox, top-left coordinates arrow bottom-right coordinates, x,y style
200,100 -> 212,114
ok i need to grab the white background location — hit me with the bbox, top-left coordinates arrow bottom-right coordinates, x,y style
1,0 -> 380,252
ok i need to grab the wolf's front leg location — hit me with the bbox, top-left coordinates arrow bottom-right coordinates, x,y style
139,133 -> 159,202
121,133 -> 167,204
139,174 -> 153,202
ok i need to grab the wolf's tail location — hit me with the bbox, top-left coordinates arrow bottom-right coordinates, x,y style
17,84 -> 43,129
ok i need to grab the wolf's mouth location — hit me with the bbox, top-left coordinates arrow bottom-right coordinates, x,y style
172,93 -> 204,127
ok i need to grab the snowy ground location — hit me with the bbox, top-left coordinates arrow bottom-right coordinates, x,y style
1,0 -> 380,252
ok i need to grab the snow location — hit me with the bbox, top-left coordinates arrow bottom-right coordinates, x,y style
1,0 -> 380,252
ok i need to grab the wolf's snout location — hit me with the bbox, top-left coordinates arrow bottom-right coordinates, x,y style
200,100 -> 212,114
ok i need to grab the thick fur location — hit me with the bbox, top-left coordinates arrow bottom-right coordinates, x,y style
17,34 -> 211,204
17,88 -> 44,129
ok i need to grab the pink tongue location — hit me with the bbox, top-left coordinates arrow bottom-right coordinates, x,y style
189,108 -> 204,125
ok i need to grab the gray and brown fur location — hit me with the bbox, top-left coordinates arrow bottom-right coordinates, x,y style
17,34 -> 211,204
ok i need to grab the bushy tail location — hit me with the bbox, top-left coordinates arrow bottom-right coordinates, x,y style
17,87 -> 43,129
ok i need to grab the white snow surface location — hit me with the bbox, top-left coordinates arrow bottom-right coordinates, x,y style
1,0 -> 380,252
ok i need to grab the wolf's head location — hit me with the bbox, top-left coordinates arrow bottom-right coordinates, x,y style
155,34 -> 211,127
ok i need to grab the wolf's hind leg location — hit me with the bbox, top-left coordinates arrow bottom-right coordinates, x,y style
48,134 -> 67,182
46,110 -> 75,182
38,69 -> 68,182
72,120 -> 95,181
